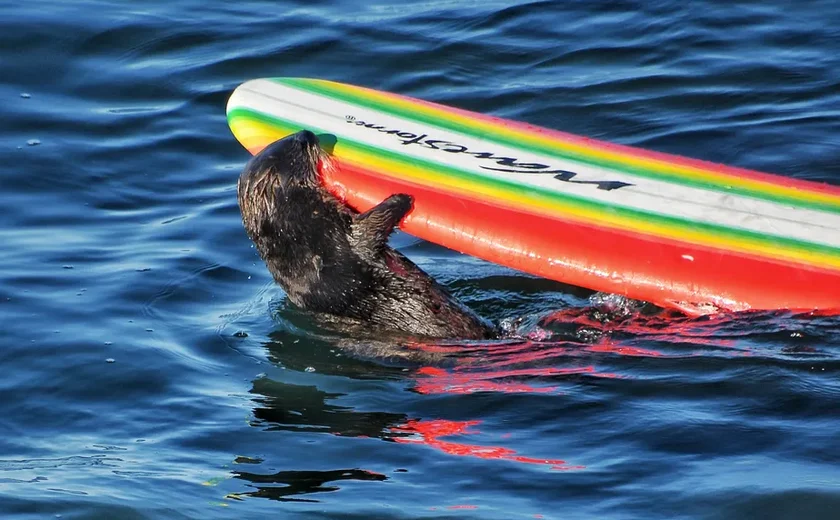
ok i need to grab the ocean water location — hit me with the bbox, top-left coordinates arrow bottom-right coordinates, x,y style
2,1 -> 839,518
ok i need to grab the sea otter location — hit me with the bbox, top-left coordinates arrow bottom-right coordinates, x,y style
237,130 -> 496,340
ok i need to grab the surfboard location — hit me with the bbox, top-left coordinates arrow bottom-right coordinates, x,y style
226,77 -> 840,316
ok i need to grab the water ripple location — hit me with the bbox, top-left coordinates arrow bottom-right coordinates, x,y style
1,0 -> 839,518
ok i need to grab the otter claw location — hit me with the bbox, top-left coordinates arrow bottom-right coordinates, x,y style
352,193 -> 416,257
389,194 -> 414,216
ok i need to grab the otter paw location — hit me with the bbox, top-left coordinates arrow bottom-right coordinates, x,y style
389,193 -> 414,214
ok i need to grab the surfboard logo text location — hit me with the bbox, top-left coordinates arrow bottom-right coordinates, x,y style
345,115 -> 632,191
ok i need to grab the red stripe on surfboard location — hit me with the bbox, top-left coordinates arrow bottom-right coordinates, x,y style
338,82 -> 840,197
322,160 -> 840,315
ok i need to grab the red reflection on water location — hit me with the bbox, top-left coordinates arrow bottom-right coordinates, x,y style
446,505 -> 478,510
585,339 -> 663,357
391,419 -> 585,471
413,365 -> 597,395
543,307 -> 740,351
617,317 -> 738,349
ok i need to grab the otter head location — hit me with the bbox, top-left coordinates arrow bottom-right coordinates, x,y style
237,130 -> 325,236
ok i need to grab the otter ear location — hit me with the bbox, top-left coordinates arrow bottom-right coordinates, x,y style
351,194 -> 413,256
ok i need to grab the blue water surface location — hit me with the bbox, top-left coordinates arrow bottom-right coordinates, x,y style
1,1 -> 839,518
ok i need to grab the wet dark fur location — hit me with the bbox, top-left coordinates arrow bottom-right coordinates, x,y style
237,130 -> 496,340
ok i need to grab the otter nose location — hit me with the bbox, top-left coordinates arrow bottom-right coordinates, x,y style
294,130 -> 319,147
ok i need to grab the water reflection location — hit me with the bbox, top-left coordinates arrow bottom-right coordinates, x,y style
229,468 -> 387,502
233,376 -> 401,502
250,377 -> 407,438
391,419 -> 585,471
234,299 -> 840,502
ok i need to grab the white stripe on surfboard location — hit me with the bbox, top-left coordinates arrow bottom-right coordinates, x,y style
229,80 -> 840,251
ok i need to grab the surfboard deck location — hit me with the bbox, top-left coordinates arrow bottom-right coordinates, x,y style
227,77 -> 840,316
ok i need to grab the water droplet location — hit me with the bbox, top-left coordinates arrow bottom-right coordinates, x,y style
498,317 -> 515,334
62,265 -> 73,269
20,93 -> 31,99
106,358 -> 115,363
304,366 -> 315,373
104,341 -> 112,346
233,331 -> 248,338
27,139 -> 40,146
145,328 -> 153,332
